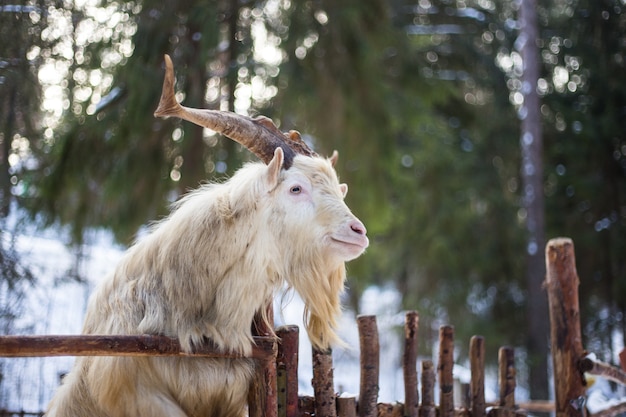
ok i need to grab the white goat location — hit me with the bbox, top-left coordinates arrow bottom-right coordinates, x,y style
46,55 -> 368,417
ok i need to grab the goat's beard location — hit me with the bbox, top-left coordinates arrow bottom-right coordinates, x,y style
297,265 -> 347,351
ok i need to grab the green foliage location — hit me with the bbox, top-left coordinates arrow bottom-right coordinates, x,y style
377,0 -> 528,352
0,0 -> 52,334
272,0 -> 463,289
0,0 -> 52,216
23,0 -> 266,242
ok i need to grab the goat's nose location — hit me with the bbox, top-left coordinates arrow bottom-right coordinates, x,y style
350,220 -> 367,235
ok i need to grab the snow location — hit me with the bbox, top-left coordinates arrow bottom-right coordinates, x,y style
274,285 -> 408,401
0,230 -> 123,411
587,378 -> 626,414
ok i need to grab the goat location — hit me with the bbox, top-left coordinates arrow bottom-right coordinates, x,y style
46,55 -> 368,417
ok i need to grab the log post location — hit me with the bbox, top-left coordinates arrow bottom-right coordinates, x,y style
546,238 -> 586,417
403,311 -> 420,417
249,301 -> 278,417
377,403 -> 404,417
312,347 -> 337,417
298,396 -> 315,417
488,347 -> 519,417
276,325 -> 299,417
419,360 -> 436,417
337,396 -> 358,417
498,347 -> 516,409
469,336 -> 486,417
357,315 -> 380,417
438,325 -> 455,417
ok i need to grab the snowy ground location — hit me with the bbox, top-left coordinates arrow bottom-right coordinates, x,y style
0,230 -> 624,413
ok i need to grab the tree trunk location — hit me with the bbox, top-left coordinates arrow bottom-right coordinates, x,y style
0,83 -> 16,218
518,0 -> 549,401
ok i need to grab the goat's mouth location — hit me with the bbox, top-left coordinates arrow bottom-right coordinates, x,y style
329,234 -> 369,258
331,236 -> 369,248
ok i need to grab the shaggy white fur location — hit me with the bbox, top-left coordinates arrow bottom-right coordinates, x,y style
46,149 -> 368,417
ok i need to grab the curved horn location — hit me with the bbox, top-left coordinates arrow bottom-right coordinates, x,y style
154,54 -> 316,169
329,150 -> 339,167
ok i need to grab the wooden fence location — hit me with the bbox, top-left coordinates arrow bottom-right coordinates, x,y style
1,237 -> 626,417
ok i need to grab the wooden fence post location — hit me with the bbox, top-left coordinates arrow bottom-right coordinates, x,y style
469,336 -> 486,417
312,347 -> 337,417
403,311 -> 420,417
438,325 -> 455,417
276,326 -> 299,417
546,238 -> 586,417
498,347 -> 516,409
249,301 -> 278,417
377,402 -> 404,417
420,360 -> 436,417
337,396 -> 358,417
357,315 -> 380,417
488,347 -> 519,417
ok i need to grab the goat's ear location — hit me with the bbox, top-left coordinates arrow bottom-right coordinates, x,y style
265,147 -> 284,190
339,183 -> 348,197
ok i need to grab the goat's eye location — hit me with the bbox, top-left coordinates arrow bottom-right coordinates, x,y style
290,185 -> 302,194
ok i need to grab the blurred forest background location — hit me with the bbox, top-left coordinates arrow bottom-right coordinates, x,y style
1,0 -> 625,402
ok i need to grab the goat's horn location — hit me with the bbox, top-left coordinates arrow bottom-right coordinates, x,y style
154,54 -> 316,169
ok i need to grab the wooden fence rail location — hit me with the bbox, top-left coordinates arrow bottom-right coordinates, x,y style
0,334 -> 276,359
1,237 -> 626,417
0,334 -> 279,417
